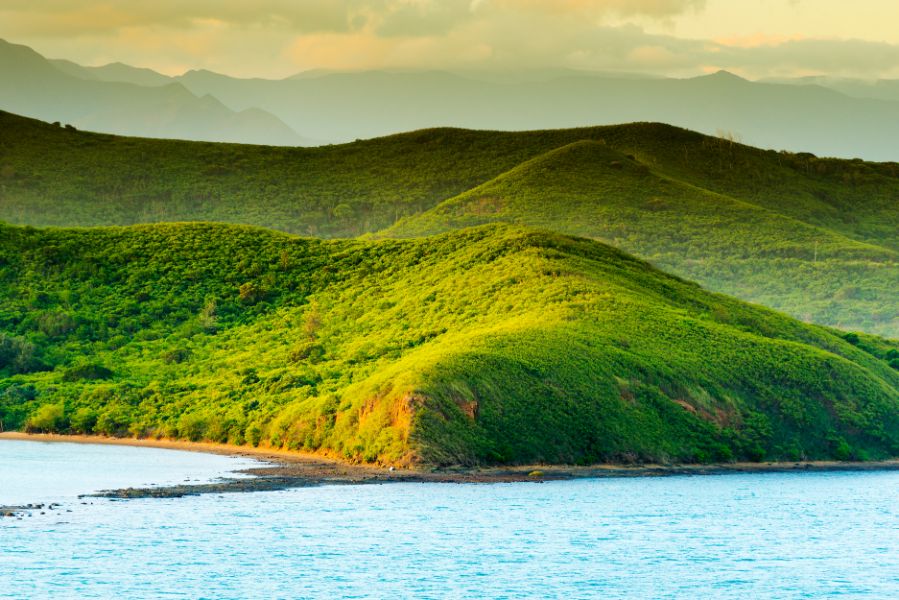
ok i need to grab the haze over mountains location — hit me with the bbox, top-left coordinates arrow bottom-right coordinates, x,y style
3,38 -> 899,160
0,39 -> 303,146
170,68 -> 899,160
762,76 -> 899,103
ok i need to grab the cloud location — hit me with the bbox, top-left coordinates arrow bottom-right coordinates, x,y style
3,0 -> 899,79
487,0 -> 706,18
716,38 -> 899,78
0,1 -> 353,35
0,0 -> 706,37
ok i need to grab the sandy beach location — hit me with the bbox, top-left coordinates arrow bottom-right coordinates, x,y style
4,431 -> 899,499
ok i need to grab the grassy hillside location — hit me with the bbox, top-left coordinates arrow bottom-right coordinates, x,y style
0,110 -> 571,235
384,140 -> 899,336
1,110 -> 897,336
1,222 -> 897,466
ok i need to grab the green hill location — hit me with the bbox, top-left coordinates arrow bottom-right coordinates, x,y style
383,140 -> 899,336
1,222 -> 897,466
1,110 -> 896,336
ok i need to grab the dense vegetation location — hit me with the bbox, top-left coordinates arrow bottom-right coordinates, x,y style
384,141 -> 899,337
1,111 -> 896,336
1,222 -> 897,466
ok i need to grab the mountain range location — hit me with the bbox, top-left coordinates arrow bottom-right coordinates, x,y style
0,39 -> 303,146
4,38 -> 899,159
762,75 -> 899,103
169,68 -> 899,160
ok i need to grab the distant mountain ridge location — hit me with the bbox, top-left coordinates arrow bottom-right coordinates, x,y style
49,58 -> 173,87
0,39 -> 304,145
168,67 -> 899,159
761,75 -> 899,103
7,38 -> 899,159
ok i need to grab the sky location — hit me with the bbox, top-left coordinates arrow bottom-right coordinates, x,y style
2,0 -> 899,80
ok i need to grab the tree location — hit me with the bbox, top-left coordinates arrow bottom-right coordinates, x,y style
199,298 -> 218,332
332,203 -> 355,223
302,299 -> 322,339
0,334 -> 38,374
70,407 -> 98,434
238,282 -> 265,304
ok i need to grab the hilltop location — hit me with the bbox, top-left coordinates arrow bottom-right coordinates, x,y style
383,139 -> 899,336
1,110 -> 896,336
0,222 -> 897,466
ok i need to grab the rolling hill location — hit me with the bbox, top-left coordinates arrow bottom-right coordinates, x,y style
1,110 -> 896,336
383,139 -> 899,336
1,222 -> 897,466
0,39 -> 303,145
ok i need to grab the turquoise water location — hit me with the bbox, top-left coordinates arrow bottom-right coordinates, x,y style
2,440 -> 898,598
0,439 -> 258,505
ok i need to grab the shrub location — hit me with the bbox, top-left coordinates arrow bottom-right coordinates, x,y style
94,405 -> 131,436
25,404 -> 65,433
62,364 -> 114,382
177,412 -> 208,442
37,311 -> 75,337
163,348 -> 192,364
288,341 -> 325,363
246,423 -> 263,447
238,282 -> 265,304
70,407 -> 98,433
0,334 -> 40,374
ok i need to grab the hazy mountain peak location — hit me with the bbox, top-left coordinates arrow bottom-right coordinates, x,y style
0,38 -> 55,69
695,70 -> 748,83
178,68 -> 237,82
88,62 -> 172,87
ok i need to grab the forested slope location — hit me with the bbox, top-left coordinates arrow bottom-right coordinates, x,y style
1,110 -> 896,335
1,223 -> 897,465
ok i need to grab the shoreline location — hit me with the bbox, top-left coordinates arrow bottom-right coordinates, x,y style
0,431 -> 339,466
4,431 -> 899,501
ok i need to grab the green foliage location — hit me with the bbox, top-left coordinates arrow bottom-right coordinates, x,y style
61,364 -> 114,382
25,403 -> 65,433
1,111 -> 896,336
383,140 -> 899,337
238,282 -> 266,304
0,222 -> 896,466
0,333 -> 42,374
70,407 -> 98,433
